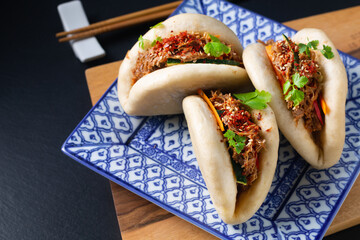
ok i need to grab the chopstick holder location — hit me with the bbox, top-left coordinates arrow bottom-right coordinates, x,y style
57,1 -> 105,62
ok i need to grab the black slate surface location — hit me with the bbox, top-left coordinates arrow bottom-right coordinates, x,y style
0,0 -> 359,239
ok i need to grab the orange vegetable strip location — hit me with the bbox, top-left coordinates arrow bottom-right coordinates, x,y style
265,45 -> 286,87
320,94 -> 329,115
197,89 -> 225,132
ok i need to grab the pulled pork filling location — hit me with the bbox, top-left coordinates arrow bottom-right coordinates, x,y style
132,31 -> 242,84
266,39 -> 323,133
210,91 -> 265,190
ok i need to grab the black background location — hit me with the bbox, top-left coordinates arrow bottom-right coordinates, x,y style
0,0 -> 359,239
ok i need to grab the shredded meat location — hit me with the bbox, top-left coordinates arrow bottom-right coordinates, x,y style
210,91 -> 265,190
132,31 -> 242,84
266,39 -> 323,134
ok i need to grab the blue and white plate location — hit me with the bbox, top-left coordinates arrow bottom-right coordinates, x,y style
62,0 -> 360,239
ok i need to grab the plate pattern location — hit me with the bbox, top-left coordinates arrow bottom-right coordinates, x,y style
63,0 -> 360,239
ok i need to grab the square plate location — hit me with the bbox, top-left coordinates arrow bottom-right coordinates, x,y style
62,0 -> 360,239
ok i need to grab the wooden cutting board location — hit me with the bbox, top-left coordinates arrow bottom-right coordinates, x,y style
85,6 -> 360,239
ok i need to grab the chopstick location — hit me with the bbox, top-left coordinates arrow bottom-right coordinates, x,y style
56,1 -> 182,42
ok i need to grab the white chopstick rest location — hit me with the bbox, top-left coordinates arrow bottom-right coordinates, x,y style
57,0 -> 105,62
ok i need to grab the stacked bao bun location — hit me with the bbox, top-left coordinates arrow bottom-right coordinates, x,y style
117,13 -> 347,224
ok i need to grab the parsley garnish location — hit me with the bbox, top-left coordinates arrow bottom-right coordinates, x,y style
150,22 -> 164,29
151,36 -> 162,47
283,72 -> 308,107
203,34 -> 231,57
233,90 -> 272,110
223,130 -> 246,154
321,44 -> 334,59
298,40 -> 319,57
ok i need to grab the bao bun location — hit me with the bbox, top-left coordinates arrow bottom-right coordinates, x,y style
118,13 -> 250,116
243,28 -> 347,169
183,95 -> 279,224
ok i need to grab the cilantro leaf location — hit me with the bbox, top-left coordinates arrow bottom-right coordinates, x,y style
233,90 -> 272,110
234,135 -> 246,154
292,72 -> 308,88
291,89 -> 304,107
283,80 -> 291,94
234,143 -> 245,154
308,40 -> 319,50
223,130 -> 246,154
284,88 -> 304,107
284,89 -> 292,101
234,134 -> 246,143
283,73 -> 307,107
246,99 -> 267,110
298,43 -> 308,55
299,43 -> 311,57
204,42 -> 231,57
321,45 -> 334,59
299,40 -> 319,57
223,129 -> 235,139
256,90 -> 272,103
203,34 -> 231,57
228,139 -> 236,148
233,91 -> 257,102
150,22 -> 164,29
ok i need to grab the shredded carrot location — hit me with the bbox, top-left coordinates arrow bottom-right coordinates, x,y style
265,45 -> 286,87
265,45 -> 273,56
320,95 -> 329,115
197,89 -> 225,132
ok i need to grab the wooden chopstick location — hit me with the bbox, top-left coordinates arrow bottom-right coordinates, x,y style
57,1 -> 182,42
58,8 -> 175,42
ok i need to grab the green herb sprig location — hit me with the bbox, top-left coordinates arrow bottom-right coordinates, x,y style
283,72 -> 309,107
321,44 -> 334,59
298,39 -> 334,59
233,90 -> 272,110
223,130 -> 246,154
298,40 -> 319,57
203,34 -> 231,57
